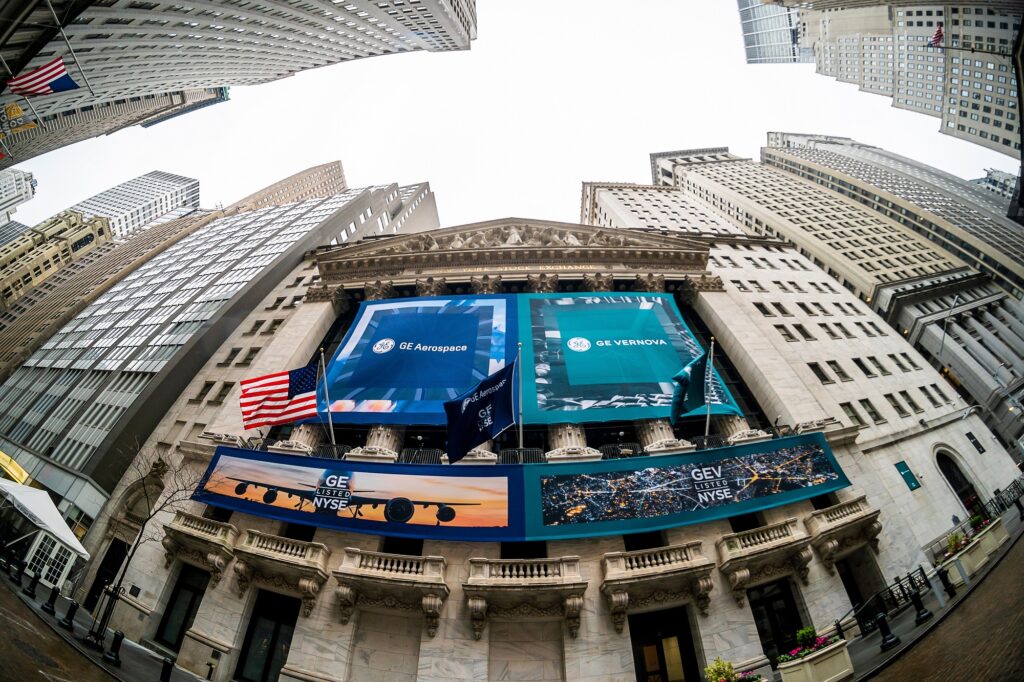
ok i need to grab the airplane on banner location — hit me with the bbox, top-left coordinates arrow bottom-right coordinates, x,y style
224,476 -> 478,525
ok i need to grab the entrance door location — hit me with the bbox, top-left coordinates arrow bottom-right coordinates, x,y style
84,538 -> 128,611
747,579 -> 804,667
236,590 -> 301,682
26,534 -> 74,588
936,452 -> 984,516
155,564 -> 210,651
835,547 -> 885,611
628,605 -> 701,682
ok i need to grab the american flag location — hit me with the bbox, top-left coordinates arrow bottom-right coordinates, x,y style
929,24 -> 944,47
6,57 -> 80,96
240,362 -> 320,429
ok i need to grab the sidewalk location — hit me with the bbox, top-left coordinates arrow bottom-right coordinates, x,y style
847,505 -> 1024,681
2,571 -> 204,682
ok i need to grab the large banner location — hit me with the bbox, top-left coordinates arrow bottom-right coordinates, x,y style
318,295 -> 517,424
193,434 -> 848,541
315,293 -> 741,426
519,293 -> 741,423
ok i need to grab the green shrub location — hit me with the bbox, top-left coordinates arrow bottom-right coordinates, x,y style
704,656 -> 737,682
796,626 -> 817,649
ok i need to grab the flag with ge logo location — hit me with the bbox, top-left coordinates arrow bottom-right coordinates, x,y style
444,361 -> 518,463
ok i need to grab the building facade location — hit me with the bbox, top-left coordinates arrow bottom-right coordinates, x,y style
76,214 -> 1020,682
971,167 -> 1019,204
68,170 -> 200,238
0,0 -> 476,167
737,0 -> 814,64
0,165 -> 436,539
794,3 -> 1021,158
0,167 -> 36,229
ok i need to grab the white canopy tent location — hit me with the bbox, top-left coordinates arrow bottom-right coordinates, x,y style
0,478 -> 89,589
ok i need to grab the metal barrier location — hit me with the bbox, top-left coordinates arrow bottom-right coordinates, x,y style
498,448 -> 545,464
399,448 -> 444,464
598,442 -> 644,459
835,566 -> 932,638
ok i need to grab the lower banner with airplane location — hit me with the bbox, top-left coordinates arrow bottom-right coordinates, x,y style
192,433 -> 848,541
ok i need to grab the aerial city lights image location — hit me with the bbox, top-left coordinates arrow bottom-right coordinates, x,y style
0,2 -> 1021,682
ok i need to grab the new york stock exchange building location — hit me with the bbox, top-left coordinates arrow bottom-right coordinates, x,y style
82,218 -> 1021,682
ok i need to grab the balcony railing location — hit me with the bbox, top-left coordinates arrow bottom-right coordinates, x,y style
717,518 -> 812,605
603,541 -> 707,579
338,548 -> 446,581
805,495 -> 875,537
238,530 -> 330,565
233,530 -> 331,615
467,556 -> 581,583
399,448 -> 445,464
498,448 -> 545,464
599,442 -> 645,459
804,496 -> 882,572
168,511 -> 238,545
161,511 -> 238,586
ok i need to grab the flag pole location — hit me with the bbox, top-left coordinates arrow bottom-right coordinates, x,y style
320,348 -> 336,446
517,342 -> 524,450
43,0 -> 97,96
704,337 -> 715,438
21,97 -> 47,131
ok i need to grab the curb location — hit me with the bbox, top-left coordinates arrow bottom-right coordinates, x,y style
854,518 -> 1024,680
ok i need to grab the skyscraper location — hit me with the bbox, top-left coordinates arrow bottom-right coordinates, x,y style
971,167 -> 1019,204
736,0 -> 813,64
0,164 -> 437,539
69,170 -> 200,238
0,1 -> 477,166
0,167 -> 36,230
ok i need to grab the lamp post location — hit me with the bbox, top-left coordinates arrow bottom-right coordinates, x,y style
937,294 -> 961,361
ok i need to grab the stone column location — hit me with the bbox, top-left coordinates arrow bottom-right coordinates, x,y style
963,313 -> 1022,376
992,305 -> 1024,347
346,425 -> 404,463
267,424 -> 321,455
545,424 -> 602,462
635,418 -> 694,454
978,309 -> 1024,369
950,320 -> 1014,385
717,415 -> 771,445
442,440 -> 498,465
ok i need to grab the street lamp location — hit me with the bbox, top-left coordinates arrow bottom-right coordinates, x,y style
937,293 -> 961,361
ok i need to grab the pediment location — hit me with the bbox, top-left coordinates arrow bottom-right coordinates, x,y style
316,218 -> 710,266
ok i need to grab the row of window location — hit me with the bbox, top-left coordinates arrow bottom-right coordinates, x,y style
731,279 -> 839,294
839,383 -> 951,427
754,300 -> 877,325
775,320 -> 888,342
807,352 -> 922,385
217,347 -> 261,367
190,380 -> 234,405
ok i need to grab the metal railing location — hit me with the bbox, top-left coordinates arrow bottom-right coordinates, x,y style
399,448 -> 444,464
317,443 -> 352,459
689,434 -> 730,451
835,566 -> 931,637
599,442 -> 644,459
498,448 -> 545,464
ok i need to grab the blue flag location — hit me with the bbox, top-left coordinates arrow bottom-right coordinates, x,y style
444,362 -> 517,463
670,352 -> 708,426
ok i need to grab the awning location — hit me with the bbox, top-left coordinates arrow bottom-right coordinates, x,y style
0,478 -> 89,560
0,449 -> 30,484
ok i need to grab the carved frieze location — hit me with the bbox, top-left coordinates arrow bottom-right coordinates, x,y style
582,272 -> 614,291
415,277 -> 448,297
470,275 -> 503,294
363,280 -> 397,301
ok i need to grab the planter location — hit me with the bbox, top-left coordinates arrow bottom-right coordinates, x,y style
940,518 -> 1007,586
778,640 -> 854,682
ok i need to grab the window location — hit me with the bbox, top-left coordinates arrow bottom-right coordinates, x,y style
853,358 -> 876,377
263,319 -> 284,335
930,383 -> 949,402
900,352 -> 921,370
867,322 -> 887,336
835,323 -> 855,338
868,356 -> 891,376
839,402 -> 866,427
775,325 -> 796,342
793,324 -> 815,341
190,381 -> 215,404
731,280 -> 749,292
884,393 -> 911,417
209,382 -> 235,405
888,354 -> 910,372
819,323 -> 841,340
808,362 -> 833,384
797,302 -> 816,316
858,399 -> 885,423
218,348 -> 241,366
899,390 -> 923,412
243,320 -> 265,336
237,348 -> 260,366
772,302 -> 793,316
919,385 -> 942,408
285,277 -> 305,288
854,322 -> 875,337
265,297 -> 285,310
826,360 -> 852,381
754,302 -> 774,317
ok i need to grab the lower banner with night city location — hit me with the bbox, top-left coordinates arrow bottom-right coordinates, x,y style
193,433 -> 848,541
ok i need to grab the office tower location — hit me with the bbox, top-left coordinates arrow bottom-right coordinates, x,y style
651,144 -> 1024,454
971,167 -> 1019,204
736,0 -> 813,64
0,168 -> 36,228
0,1 -> 477,167
83,212 -> 1019,682
69,170 -> 200,238
0,166 -> 435,543
794,4 -> 1021,158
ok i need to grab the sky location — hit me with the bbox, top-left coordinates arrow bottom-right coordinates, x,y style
12,0 -> 1021,228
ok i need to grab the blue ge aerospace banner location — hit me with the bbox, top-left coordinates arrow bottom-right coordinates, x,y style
317,295 -> 517,424
193,434 -> 847,542
519,292 -> 742,424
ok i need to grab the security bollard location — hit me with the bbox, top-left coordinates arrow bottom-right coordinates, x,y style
834,618 -> 844,640
58,600 -> 78,631
160,657 -> 175,682
876,612 -> 901,652
936,565 -> 957,598
41,585 -> 59,615
102,630 -> 124,666
1014,498 -> 1024,521
21,570 -> 39,599
9,559 -> 24,585
910,588 -> 933,625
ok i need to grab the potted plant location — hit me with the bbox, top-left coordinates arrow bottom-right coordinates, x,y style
704,656 -> 764,682
776,626 -> 853,682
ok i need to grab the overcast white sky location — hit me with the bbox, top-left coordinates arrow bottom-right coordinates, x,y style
13,0 -> 1020,228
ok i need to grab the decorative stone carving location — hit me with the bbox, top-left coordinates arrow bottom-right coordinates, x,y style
422,593 -> 444,638
805,496 -> 883,572
635,418 -> 695,454
336,584 -> 357,624
468,596 -> 488,641
304,284 -> 350,313
582,273 -> 614,292
470,275 -> 503,294
415,277 -> 447,297
162,512 -> 238,587
234,560 -> 253,597
795,417 -> 839,434
527,273 -> 558,293
717,518 -> 813,605
563,595 -> 584,638
346,425 -> 404,462
606,589 -> 630,634
545,423 -> 602,461
268,438 -> 315,454
363,280 -> 396,301
633,274 -> 666,292
726,429 -> 772,445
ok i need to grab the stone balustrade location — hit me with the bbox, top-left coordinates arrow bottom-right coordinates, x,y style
718,518 -> 803,560
601,542 -> 715,630
463,556 -> 588,640
333,548 -> 449,635
233,530 -> 331,616
717,519 -> 813,606
161,510 -> 239,587
804,495 -> 882,573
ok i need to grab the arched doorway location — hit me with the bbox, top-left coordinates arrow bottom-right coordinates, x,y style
936,452 -> 984,518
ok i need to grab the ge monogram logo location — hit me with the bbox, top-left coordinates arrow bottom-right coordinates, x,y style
372,338 -> 395,354
566,337 -> 591,352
